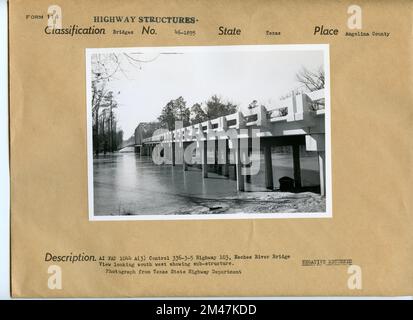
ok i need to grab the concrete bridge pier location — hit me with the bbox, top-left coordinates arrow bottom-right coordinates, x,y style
305,133 -> 326,196
202,141 -> 208,178
235,138 -> 245,192
292,144 -> 302,190
245,139 -> 252,184
171,142 -> 176,166
182,141 -> 187,171
222,140 -> 230,178
318,151 -> 326,196
263,141 -> 274,190
214,139 -> 220,174
181,141 -> 193,171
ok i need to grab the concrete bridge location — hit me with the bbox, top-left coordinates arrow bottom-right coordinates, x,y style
134,89 -> 326,195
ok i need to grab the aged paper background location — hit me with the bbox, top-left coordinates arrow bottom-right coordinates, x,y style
9,0 -> 413,297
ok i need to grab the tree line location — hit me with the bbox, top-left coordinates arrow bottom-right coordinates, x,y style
157,95 -> 238,130
91,53 -> 129,156
92,86 -> 124,155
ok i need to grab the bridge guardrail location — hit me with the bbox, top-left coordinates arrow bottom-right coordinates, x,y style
143,89 -> 325,144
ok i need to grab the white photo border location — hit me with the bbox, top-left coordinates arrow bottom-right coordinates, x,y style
85,44 -> 332,221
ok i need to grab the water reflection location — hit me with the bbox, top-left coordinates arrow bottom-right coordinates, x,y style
93,150 -> 319,216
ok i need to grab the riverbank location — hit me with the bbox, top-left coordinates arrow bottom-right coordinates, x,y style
172,191 -> 326,215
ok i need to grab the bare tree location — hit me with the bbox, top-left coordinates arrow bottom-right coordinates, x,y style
296,66 -> 325,92
91,53 -> 158,155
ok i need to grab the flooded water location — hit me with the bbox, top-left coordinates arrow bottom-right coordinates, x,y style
93,149 -> 320,215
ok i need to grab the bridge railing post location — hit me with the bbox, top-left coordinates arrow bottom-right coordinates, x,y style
286,92 -> 296,122
236,112 -> 246,129
257,105 -> 269,127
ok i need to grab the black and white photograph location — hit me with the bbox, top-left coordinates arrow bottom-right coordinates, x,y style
86,45 -> 331,220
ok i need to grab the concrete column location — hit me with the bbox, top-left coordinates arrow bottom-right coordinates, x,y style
222,140 -> 229,177
214,139 -> 219,174
236,139 -> 245,191
292,144 -> 302,190
318,151 -> 326,196
182,143 -> 188,171
171,142 -> 176,166
202,141 -> 208,178
263,142 -> 274,190
246,140 -> 252,184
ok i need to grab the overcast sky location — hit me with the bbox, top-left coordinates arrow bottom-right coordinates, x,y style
102,48 -> 325,138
